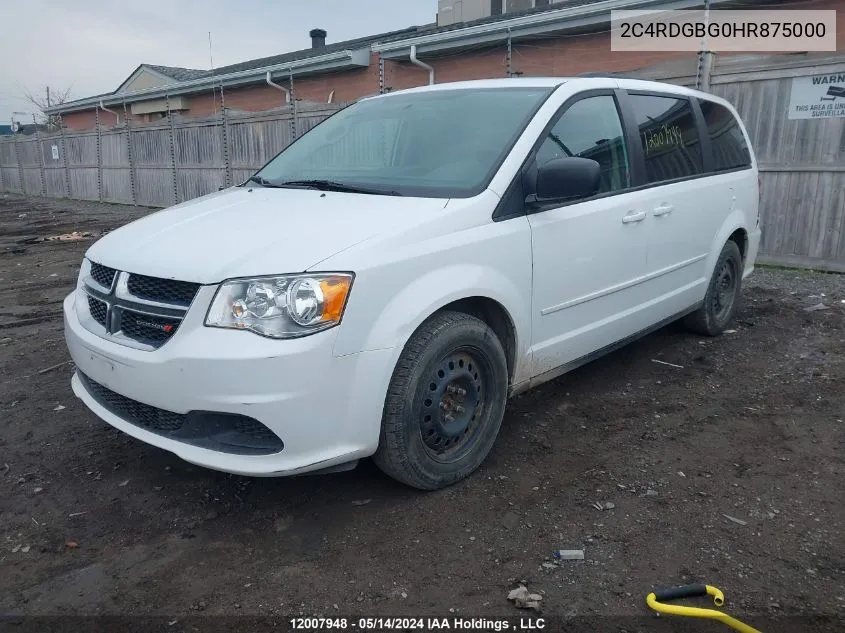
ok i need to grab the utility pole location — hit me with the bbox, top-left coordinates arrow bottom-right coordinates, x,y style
46,86 -> 51,108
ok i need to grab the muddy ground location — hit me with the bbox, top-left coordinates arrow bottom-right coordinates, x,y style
0,193 -> 843,632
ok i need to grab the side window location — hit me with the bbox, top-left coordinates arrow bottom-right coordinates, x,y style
628,95 -> 703,184
535,95 -> 630,194
699,100 -> 752,172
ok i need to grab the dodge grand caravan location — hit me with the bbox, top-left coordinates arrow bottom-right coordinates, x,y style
64,77 -> 760,490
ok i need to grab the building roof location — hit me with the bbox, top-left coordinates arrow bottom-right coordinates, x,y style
143,24 -> 432,83
145,64 -> 209,82
203,25 -> 426,77
130,3 -> 612,86
47,24 -> 432,115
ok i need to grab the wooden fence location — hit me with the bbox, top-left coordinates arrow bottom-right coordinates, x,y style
0,103 -> 344,208
2,52 -> 844,271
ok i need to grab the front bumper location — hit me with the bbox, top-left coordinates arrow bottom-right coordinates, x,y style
63,289 -> 395,476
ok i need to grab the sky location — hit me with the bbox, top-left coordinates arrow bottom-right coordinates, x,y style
0,0 -> 436,124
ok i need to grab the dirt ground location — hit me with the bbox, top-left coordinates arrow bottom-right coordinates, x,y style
0,193 -> 843,633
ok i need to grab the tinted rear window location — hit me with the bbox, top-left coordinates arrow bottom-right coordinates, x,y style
629,94 -> 704,183
699,100 -> 752,171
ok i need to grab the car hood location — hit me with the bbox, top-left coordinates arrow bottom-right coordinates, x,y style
85,186 -> 449,284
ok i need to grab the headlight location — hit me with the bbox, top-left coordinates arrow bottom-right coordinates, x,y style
205,273 -> 354,339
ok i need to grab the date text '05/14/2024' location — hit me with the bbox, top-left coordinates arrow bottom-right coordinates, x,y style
288,616 -> 547,631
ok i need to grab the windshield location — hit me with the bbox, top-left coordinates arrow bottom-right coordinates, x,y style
251,87 -> 554,198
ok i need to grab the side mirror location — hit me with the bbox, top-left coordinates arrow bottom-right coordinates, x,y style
533,157 -> 601,204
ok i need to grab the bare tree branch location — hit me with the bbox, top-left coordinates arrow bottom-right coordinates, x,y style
22,85 -> 74,130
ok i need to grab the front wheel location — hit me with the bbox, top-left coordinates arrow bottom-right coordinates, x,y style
373,311 -> 509,490
684,240 -> 743,336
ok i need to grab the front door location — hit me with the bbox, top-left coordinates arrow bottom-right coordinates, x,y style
528,92 -> 654,379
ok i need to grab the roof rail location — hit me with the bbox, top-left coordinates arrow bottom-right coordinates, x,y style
579,72 -> 639,79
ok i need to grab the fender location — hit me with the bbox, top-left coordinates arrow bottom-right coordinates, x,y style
704,209 -> 750,288
365,265 -> 530,380
334,263 -> 533,385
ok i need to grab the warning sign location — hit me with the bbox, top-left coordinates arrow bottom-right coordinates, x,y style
788,72 -> 845,119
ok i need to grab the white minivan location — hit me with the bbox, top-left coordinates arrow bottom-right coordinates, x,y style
64,77 -> 760,490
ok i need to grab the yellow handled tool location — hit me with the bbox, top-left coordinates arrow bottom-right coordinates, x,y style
646,584 -> 761,633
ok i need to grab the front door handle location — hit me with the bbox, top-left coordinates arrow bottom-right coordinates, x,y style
622,210 -> 646,224
653,203 -> 674,217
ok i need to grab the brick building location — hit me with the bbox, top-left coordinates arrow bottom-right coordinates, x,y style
47,0 -> 845,130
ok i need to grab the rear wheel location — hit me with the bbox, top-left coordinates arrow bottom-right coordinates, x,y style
684,240 -> 743,336
373,311 -> 509,490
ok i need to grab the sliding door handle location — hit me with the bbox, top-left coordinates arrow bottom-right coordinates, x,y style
622,210 -> 646,224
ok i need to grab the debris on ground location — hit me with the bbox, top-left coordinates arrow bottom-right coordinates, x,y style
651,359 -> 684,369
36,360 -> 74,375
554,549 -> 585,561
804,303 -> 829,312
28,231 -> 94,244
722,514 -> 748,526
53,405 -> 65,411
66,540 -> 79,549
507,585 -> 543,610
592,501 -> 615,511
646,489 -> 659,497
351,499 -> 372,506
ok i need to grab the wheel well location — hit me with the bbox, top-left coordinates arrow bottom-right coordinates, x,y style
729,228 -> 748,263
439,297 -> 517,383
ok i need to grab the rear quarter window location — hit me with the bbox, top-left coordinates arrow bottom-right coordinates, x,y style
628,94 -> 704,184
699,100 -> 752,172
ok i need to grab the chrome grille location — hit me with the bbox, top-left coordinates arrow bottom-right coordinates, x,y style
81,264 -> 200,351
87,295 -> 108,327
90,262 -> 117,289
127,274 -> 199,306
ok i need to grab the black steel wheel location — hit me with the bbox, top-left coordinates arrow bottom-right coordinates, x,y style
711,256 -> 737,322
684,240 -> 743,336
373,311 -> 509,490
419,348 -> 489,464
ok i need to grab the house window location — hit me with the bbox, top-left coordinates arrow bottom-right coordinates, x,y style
506,0 -> 534,11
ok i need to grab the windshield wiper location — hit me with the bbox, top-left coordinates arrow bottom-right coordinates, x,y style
278,179 -> 402,196
245,175 -> 285,188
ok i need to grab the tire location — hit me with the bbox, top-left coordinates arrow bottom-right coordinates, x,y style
373,310 -> 509,490
684,240 -> 743,336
